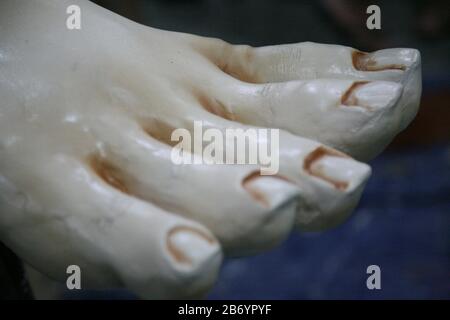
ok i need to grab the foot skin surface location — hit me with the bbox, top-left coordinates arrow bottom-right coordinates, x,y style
0,0 -> 421,298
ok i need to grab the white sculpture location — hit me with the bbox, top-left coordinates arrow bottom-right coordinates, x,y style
0,0 -> 421,298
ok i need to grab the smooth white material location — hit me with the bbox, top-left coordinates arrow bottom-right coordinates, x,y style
0,0 -> 421,298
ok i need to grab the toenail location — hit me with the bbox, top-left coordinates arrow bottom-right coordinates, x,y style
242,171 -> 300,208
342,81 -> 402,110
307,154 -> 371,191
166,226 -> 218,269
341,81 -> 370,106
304,146 -> 367,191
352,50 -> 406,72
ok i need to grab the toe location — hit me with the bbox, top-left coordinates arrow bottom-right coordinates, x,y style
0,153 -> 222,299
162,104 -> 371,233
278,136 -> 372,231
90,113 -> 300,256
190,39 -> 420,160
192,39 -> 420,83
203,78 -> 403,160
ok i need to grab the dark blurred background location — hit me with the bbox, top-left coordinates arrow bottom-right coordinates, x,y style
82,0 -> 449,299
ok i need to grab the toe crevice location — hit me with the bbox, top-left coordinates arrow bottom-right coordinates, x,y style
197,94 -> 237,121
88,154 -> 131,195
141,118 -> 179,147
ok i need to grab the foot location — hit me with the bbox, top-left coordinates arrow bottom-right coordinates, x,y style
0,0 -> 421,298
